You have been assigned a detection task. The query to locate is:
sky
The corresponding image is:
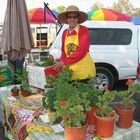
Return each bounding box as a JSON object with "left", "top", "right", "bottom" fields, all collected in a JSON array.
[{"left": 0, "top": 0, "right": 140, "bottom": 24}]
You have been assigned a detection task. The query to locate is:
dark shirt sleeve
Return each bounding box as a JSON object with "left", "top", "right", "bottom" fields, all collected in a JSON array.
[{"left": 63, "top": 26, "right": 90, "bottom": 65}]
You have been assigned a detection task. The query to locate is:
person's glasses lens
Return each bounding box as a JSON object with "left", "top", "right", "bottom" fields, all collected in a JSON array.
[{"left": 67, "top": 15, "right": 78, "bottom": 19}]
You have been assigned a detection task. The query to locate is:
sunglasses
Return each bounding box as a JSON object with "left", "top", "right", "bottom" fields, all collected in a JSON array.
[{"left": 67, "top": 15, "right": 79, "bottom": 19}]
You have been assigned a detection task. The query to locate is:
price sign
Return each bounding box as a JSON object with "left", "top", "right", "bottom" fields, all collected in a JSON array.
[{"left": 26, "top": 65, "right": 46, "bottom": 89}]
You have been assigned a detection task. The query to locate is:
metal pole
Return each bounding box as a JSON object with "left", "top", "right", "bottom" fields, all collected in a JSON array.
[
  {"left": 39, "top": 24, "right": 41, "bottom": 47},
  {"left": 44, "top": 3, "right": 46, "bottom": 23},
  {"left": 44, "top": 2, "right": 62, "bottom": 26}
]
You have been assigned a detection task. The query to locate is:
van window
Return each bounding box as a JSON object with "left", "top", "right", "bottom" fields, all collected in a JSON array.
[{"left": 88, "top": 28, "right": 132, "bottom": 45}]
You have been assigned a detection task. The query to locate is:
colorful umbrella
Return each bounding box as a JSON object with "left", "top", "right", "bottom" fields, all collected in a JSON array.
[
  {"left": 28, "top": 8, "right": 56, "bottom": 23},
  {"left": 87, "top": 8, "right": 132, "bottom": 21},
  {"left": 52, "top": 11, "right": 59, "bottom": 18}
]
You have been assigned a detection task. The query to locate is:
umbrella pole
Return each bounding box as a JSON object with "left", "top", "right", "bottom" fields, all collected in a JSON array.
[
  {"left": 39, "top": 24, "right": 41, "bottom": 47},
  {"left": 44, "top": 2, "right": 62, "bottom": 26},
  {"left": 44, "top": 4, "right": 46, "bottom": 23}
]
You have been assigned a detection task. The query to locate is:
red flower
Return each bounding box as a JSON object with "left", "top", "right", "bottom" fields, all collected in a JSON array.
[
  {"left": 104, "top": 85, "right": 109, "bottom": 91},
  {"left": 125, "top": 78, "right": 134, "bottom": 85},
  {"left": 59, "top": 101, "right": 66, "bottom": 107}
]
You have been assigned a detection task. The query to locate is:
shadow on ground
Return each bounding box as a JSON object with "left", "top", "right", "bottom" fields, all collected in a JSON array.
[{"left": 0, "top": 122, "right": 9, "bottom": 140}]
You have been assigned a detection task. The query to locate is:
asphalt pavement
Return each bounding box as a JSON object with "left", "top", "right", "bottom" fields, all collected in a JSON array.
[{"left": 0, "top": 122, "right": 9, "bottom": 140}]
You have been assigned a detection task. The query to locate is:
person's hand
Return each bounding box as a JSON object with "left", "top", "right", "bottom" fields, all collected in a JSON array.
[
  {"left": 54, "top": 61, "right": 64, "bottom": 71},
  {"left": 55, "top": 58, "right": 61, "bottom": 63}
]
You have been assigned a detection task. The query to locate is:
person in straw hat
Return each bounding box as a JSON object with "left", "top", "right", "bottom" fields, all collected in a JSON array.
[{"left": 54, "top": 5, "right": 96, "bottom": 81}]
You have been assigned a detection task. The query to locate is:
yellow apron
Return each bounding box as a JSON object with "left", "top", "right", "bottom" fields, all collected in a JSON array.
[{"left": 64, "top": 27, "right": 96, "bottom": 80}]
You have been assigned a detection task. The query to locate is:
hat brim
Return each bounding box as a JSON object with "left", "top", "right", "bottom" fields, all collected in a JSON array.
[{"left": 58, "top": 11, "right": 88, "bottom": 24}]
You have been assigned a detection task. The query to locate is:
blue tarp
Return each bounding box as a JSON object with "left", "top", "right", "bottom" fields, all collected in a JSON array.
[{"left": 131, "top": 16, "right": 140, "bottom": 25}]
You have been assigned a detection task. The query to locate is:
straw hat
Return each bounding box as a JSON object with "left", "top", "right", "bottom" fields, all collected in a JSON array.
[{"left": 58, "top": 5, "right": 88, "bottom": 24}]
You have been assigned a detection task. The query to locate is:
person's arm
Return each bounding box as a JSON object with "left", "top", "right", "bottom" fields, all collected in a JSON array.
[
  {"left": 63, "top": 26, "right": 90, "bottom": 65},
  {"left": 54, "top": 30, "right": 67, "bottom": 71},
  {"left": 60, "top": 30, "right": 67, "bottom": 61}
]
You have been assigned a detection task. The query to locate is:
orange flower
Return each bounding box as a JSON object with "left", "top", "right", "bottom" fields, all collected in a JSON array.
[
  {"left": 125, "top": 78, "right": 134, "bottom": 85},
  {"left": 59, "top": 101, "right": 66, "bottom": 107},
  {"left": 0, "top": 68, "right": 4, "bottom": 72},
  {"left": 0, "top": 75, "right": 7, "bottom": 82}
]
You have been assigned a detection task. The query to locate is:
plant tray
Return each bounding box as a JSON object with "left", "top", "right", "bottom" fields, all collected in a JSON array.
[
  {"left": 44, "top": 65, "right": 61, "bottom": 77},
  {"left": 19, "top": 95, "right": 43, "bottom": 110}
]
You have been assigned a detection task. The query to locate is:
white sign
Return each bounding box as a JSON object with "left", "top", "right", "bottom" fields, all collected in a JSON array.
[
  {"left": 51, "top": 124, "right": 64, "bottom": 133},
  {"left": 39, "top": 114, "right": 50, "bottom": 123},
  {"left": 26, "top": 65, "right": 46, "bottom": 89}
]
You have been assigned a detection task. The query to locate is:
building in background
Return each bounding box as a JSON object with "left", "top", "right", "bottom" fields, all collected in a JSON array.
[{"left": 31, "top": 23, "right": 60, "bottom": 48}]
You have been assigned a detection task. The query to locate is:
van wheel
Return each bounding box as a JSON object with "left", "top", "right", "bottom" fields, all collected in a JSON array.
[{"left": 93, "top": 66, "right": 114, "bottom": 90}]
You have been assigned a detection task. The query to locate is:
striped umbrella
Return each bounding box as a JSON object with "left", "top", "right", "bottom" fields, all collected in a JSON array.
[
  {"left": 52, "top": 11, "right": 59, "bottom": 18},
  {"left": 28, "top": 8, "right": 56, "bottom": 23},
  {"left": 87, "top": 8, "right": 132, "bottom": 21}
]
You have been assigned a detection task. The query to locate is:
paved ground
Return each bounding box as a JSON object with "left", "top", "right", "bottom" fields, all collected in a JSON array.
[
  {"left": 133, "top": 93, "right": 140, "bottom": 123},
  {"left": 0, "top": 123, "right": 9, "bottom": 140}
]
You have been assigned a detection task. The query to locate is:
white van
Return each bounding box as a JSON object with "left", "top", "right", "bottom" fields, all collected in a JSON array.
[{"left": 49, "top": 19, "right": 140, "bottom": 89}]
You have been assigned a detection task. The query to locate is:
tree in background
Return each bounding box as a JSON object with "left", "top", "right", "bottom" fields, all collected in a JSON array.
[
  {"left": 52, "top": 1, "right": 140, "bottom": 16},
  {"left": 90, "top": 0, "right": 104, "bottom": 10},
  {"left": 112, "top": 0, "right": 135, "bottom": 15},
  {"left": 56, "top": 6, "right": 66, "bottom": 13},
  {"left": 134, "top": 8, "right": 140, "bottom": 16}
]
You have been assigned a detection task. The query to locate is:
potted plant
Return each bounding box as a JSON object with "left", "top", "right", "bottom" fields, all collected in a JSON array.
[
  {"left": 55, "top": 69, "right": 91, "bottom": 140},
  {"left": 15, "top": 68, "right": 31, "bottom": 97},
  {"left": 54, "top": 92, "right": 91, "bottom": 140},
  {"left": 43, "top": 68, "right": 75, "bottom": 119},
  {"left": 42, "top": 67, "right": 73, "bottom": 123},
  {"left": 94, "top": 89, "right": 116, "bottom": 138},
  {"left": 72, "top": 80, "right": 102, "bottom": 125},
  {"left": 11, "top": 86, "right": 19, "bottom": 96},
  {"left": 15, "top": 68, "right": 28, "bottom": 84},
  {"left": 20, "top": 82, "right": 31, "bottom": 97},
  {"left": 43, "top": 68, "right": 91, "bottom": 140},
  {"left": 115, "top": 78, "right": 140, "bottom": 128}
]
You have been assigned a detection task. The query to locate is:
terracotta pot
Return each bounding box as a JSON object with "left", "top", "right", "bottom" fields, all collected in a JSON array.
[
  {"left": 86, "top": 106, "right": 99, "bottom": 125},
  {"left": 116, "top": 104, "right": 135, "bottom": 128},
  {"left": 65, "top": 124, "right": 88, "bottom": 140},
  {"left": 21, "top": 90, "right": 31, "bottom": 97},
  {"left": 11, "top": 90, "right": 19, "bottom": 96},
  {"left": 94, "top": 111, "right": 116, "bottom": 138}
]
